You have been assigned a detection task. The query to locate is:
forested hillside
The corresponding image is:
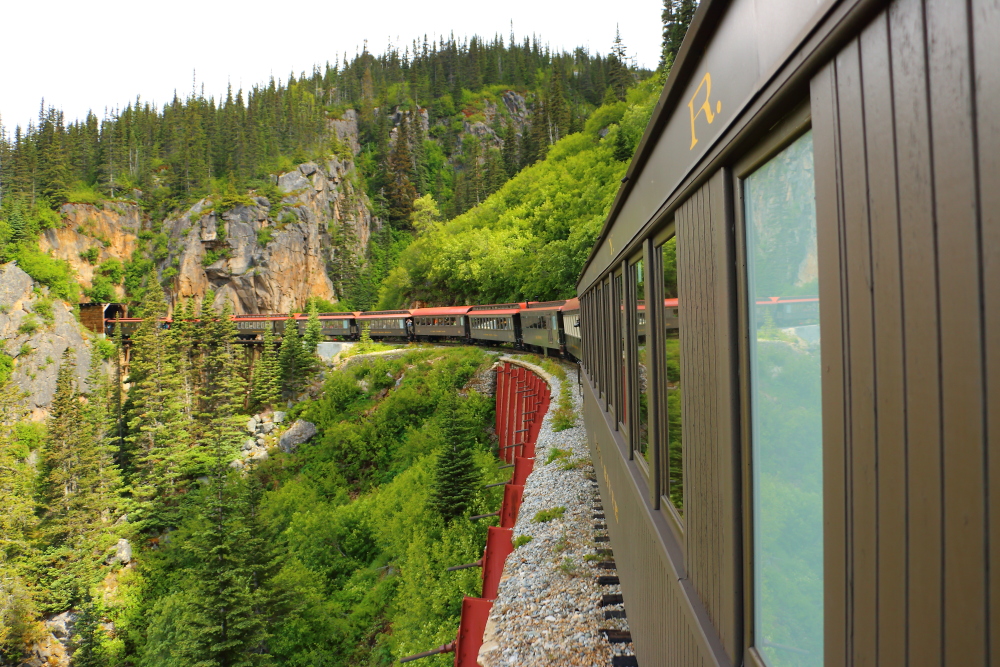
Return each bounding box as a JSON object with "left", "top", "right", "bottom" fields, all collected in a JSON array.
[
  {"left": 0, "top": 33, "right": 650, "bottom": 313},
  {"left": 377, "top": 76, "right": 662, "bottom": 306}
]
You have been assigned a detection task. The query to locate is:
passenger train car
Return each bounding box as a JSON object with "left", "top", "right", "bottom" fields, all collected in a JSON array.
[{"left": 573, "top": 0, "right": 998, "bottom": 664}]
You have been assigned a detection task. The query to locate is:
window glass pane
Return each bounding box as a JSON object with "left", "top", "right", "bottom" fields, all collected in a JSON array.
[
  {"left": 635, "top": 260, "right": 649, "bottom": 462},
  {"left": 661, "top": 238, "right": 682, "bottom": 514},
  {"left": 617, "top": 274, "right": 626, "bottom": 427},
  {"left": 745, "top": 130, "right": 823, "bottom": 666}
]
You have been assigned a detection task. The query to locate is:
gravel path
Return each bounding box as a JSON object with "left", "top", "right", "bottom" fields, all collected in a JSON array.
[{"left": 478, "top": 357, "right": 634, "bottom": 667}]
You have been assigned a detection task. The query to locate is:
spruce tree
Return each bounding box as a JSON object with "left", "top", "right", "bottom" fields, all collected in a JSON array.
[
  {"left": 43, "top": 349, "right": 82, "bottom": 531},
  {"left": 303, "top": 301, "right": 322, "bottom": 354},
  {"left": 250, "top": 326, "right": 280, "bottom": 410},
  {"left": 430, "top": 394, "right": 480, "bottom": 522},
  {"left": 278, "top": 315, "right": 305, "bottom": 398},
  {"left": 124, "top": 286, "right": 192, "bottom": 531}
]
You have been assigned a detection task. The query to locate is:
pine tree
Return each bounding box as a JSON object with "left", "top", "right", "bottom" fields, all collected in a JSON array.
[
  {"left": 124, "top": 286, "right": 192, "bottom": 531},
  {"left": 43, "top": 349, "right": 82, "bottom": 531},
  {"left": 609, "top": 27, "right": 632, "bottom": 101},
  {"left": 250, "top": 326, "right": 280, "bottom": 410},
  {"left": 278, "top": 315, "right": 305, "bottom": 398},
  {"left": 385, "top": 114, "right": 418, "bottom": 227},
  {"left": 613, "top": 125, "right": 633, "bottom": 162},
  {"left": 661, "top": 0, "right": 698, "bottom": 68},
  {"left": 501, "top": 122, "right": 520, "bottom": 178},
  {"left": 430, "top": 394, "right": 480, "bottom": 522},
  {"left": 303, "top": 301, "right": 322, "bottom": 354}
]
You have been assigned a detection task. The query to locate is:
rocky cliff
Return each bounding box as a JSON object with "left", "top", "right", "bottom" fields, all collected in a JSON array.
[
  {"left": 163, "top": 154, "right": 376, "bottom": 314},
  {"left": 38, "top": 202, "right": 141, "bottom": 298},
  {"left": 0, "top": 264, "right": 95, "bottom": 419}
]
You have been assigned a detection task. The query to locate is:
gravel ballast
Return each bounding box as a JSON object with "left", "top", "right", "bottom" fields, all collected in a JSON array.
[{"left": 478, "top": 357, "right": 634, "bottom": 667}]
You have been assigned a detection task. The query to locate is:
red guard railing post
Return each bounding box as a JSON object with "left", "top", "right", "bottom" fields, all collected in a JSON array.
[
  {"left": 481, "top": 526, "right": 514, "bottom": 600},
  {"left": 499, "top": 484, "right": 524, "bottom": 529},
  {"left": 454, "top": 597, "right": 493, "bottom": 667}
]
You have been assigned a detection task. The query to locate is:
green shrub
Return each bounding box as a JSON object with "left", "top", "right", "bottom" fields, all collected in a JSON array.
[
  {"left": 513, "top": 535, "right": 533, "bottom": 549},
  {"left": 280, "top": 211, "right": 298, "bottom": 226},
  {"left": 79, "top": 247, "right": 100, "bottom": 264},
  {"left": 17, "top": 344, "right": 32, "bottom": 357},
  {"left": 257, "top": 227, "right": 274, "bottom": 246},
  {"left": 0, "top": 353, "right": 13, "bottom": 385},
  {"left": 17, "top": 315, "right": 39, "bottom": 336},
  {"left": 94, "top": 338, "right": 117, "bottom": 360},
  {"left": 532, "top": 506, "right": 566, "bottom": 523},
  {"left": 32, "top": 297, "right": 54, "bottom": 325},
  {"left": 97, "top": 258, "right": 125, "bottom": 283},
  {"left": 15, "top": 248, "right": 79, "bottom": 303},
  {"left": 85, "top": 275, "right": 116, "bottom": 302}
]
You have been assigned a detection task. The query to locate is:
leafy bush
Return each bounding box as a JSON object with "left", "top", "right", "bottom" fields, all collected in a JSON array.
[
  {"left": 15, "top": 248, "right": 80, "bottom": 303},
  {"left": 79, "top": 247, "right": 100, "bottom": 264},
  {"left": 93, "top": 337, "right": 116, "bottom": 360},
  {"left": 85, "top": 275, "right": 116, "bottom": 303},
  {"left": 97, "top": 258, "right": 125, "bottom": 284},
  {"left": 17, "top": 315, "right": 39, "bottom": 336},
  {"left": 256, "top": 227, "right": 274, "bottom": 246},
  {"left": 0, "top": 353, "right": 13, "bottom": 385},
  {"left": 32, "top": 297, "right": 54, "bottom": 325},
  {"left": 513, "top": 535, "right": 533, "bottom": 548}
]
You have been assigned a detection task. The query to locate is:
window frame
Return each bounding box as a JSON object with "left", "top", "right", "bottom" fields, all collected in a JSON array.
[
  {"left": 626, "top": 247, "right": 650, "bottom": 479},
  {"left": 652, "top": 222, "right": 683, "bottom": 534},
  {"left": 732, "top": 101, "right": 813, "bottom": 667}
]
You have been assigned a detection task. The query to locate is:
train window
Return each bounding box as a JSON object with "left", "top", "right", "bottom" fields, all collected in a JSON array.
[
  {"left": 615, "top": 272, "right": 625, "bottom": 431},
  {"left": 660, "top": 237, "right": 682, "bottom": 515},
  {"left": 743, "top": 130, "right": 822, "bottom": 665},
  {"left": 633, "top": 259, "right": 649, "bottom": 464}
]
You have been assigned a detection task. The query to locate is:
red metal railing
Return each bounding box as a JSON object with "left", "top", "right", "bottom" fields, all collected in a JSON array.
[{"left": 401, "top": 361, "right": 552, "bottom": 666}]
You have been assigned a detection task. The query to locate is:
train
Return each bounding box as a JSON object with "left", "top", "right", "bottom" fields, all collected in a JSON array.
[{"left": 93, "top": 296, "right": 818, "bottom": 362}]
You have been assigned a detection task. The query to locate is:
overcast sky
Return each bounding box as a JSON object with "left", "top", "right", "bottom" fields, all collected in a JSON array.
[{"left": 0, "top": 0, "right": 662, "bottom": 132}]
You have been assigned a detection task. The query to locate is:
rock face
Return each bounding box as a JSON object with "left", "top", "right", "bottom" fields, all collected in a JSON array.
[
  {"left": 38, "top": 202, "right": 141, "bottom": 297},
  {"left": 0, "top": 264, "right": 94, "bottom": 418},
  {"left": 278, "top": 419, "right": 317, "bottom": 453},
  {"left": 164, "top": 155, "right": 376, "bottom": 314}
]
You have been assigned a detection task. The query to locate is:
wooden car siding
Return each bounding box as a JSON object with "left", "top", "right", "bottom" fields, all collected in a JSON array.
[
  {"left": 583, "top": 374, "right": 721, "bottom": 666},
  {"left": 676, "top": 171, "right": 742, "bottom": 663},
  {"left": 811, "top": 0, "right": 997, "bottom": 662}
]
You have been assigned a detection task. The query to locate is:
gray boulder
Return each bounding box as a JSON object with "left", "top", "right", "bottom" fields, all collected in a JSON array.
[
  {"left": 261, "top": 422, "right": 275, "bottom": 434},
  {"left": 278, "top": 419, "right": 317, "bottom": 453},
  {"left": 246, "top": 417, "right": 258, "bottom": 434},
  {"left": 109, "top": 538, "right": 132, "bottom": 565},
  {"left": 272, "top": 411, "right": 286, "bottom": 423},
  {"left": 250, "top": 450, "right": 269, "bottom": 462},
  {"left": 242, "top": 438, "right": 255, "bottom": 451}
]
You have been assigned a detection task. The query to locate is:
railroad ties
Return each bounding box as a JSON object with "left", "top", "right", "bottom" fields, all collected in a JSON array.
[{"left": 590, "top": 477, "right": 638, "bottom": 667}]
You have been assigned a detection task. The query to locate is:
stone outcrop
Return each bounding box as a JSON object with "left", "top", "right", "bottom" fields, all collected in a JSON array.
[
  {"left": 0, "top": 264, "right": 94, "bottom": 419},
  {"left": 164, "top": 155, "right": 376, "bottom": 314},
  {"left": 38, "top": 202, "right": 141, "bottom": 297},
  {"left": 278, "top": 419, "right": 317, "bottom": 453}
]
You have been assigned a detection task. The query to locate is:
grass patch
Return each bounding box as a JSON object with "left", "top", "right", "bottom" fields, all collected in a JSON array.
[
  {"left": 513, "top": 535, "right": 533, "bottom": 549},
  {"left": 532, "top": 506, "right": 566, "bottom": 523}
]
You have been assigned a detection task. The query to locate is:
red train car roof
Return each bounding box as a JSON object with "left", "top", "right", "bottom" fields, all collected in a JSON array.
[
  {"left": 356, "top": 310, "right": 411, "bottom": 319},
  {"left": 410, "top": 306, "right": 472, "bottom": 316}
]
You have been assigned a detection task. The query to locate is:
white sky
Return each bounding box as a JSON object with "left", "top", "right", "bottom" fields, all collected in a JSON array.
[{"left": 0, "top": 0, "right": 662, "bottom": 132}]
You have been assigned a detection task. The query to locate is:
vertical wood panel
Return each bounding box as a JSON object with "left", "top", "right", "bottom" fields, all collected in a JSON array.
[
  {"left": 860, "top": 14, "right": 909, "bottom": 666},
  {"left": 924, "top": 0, "right": 988, "bottom": 662},
  {"left": 971, "top": 0, "right": 1000, "bottom": 661},
  {"left": 811, "top": 60, "right": 850, "bottom": 667},
  {"left": 837, "top": 38, "right": 881, "bottom": 666},
  {"left": 887, "top": 0, "right": 944, "bottom": 662}
]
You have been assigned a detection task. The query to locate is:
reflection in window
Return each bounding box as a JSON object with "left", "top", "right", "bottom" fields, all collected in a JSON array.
[
  {"left": 616, "top": 274, "right": 626, "bottom": 428},
  {"left": 634, "top": 260, "right": 649, "bottom": 463},
  {"left": 744, "top": 130, "right": 822, "bottom": 667},
  {"left": 661, "top": 238, "right": 682, "bottom": 514}
]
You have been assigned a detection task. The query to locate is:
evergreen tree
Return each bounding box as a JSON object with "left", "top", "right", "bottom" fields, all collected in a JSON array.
[
  {"left": 385, "top": 114, "right": 418, "bottom": 227},
  {"left": 430, "top": 394, "right": 479, "bottom": 522},
  {"left": 43, "top": 349, "right": 83, "bottom": 533},
  {"left": 250, "top": 326, "right": 280, "bottom": 410},
  {"left": 303, "top": 301, "right": 322, "bottom": 354},
  {"left": 278, "top": 315, "right": 306, "bottom": 398},
  {"left": 501, "top": 122, "right": 520, "bottom": 178},
  {"left": 613, "top": 125, "right": 633, "bottom": 162},
  {"left": 609, "top": 27, "right": 632, "bottom": 101},
  {"left": 123, "top": 286, "right": 192, "bottom": 531},
  {"left": 661, "top": 0, "right": 698, "bottom": 68}
]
